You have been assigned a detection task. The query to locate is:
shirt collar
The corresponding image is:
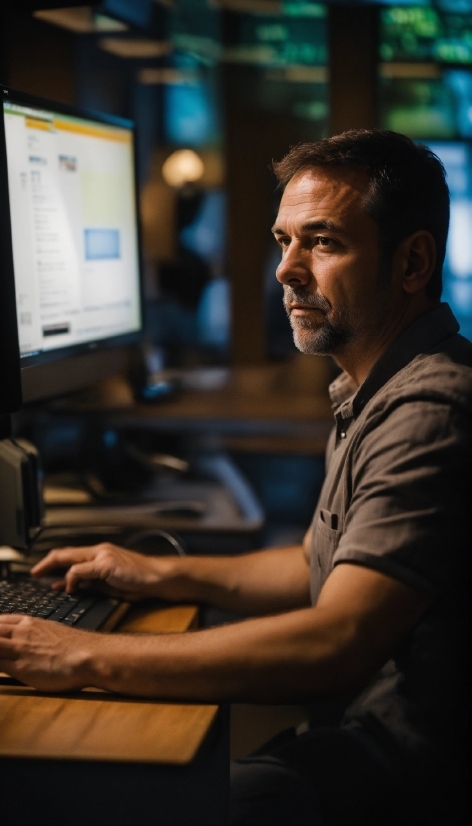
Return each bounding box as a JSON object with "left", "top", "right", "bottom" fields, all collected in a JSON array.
[{"left": 328, "top": 303, "right": 460, "bottom": 420}]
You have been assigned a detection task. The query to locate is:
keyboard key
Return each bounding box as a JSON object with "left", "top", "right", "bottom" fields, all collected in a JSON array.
[
  {"left": 0, "top": 578, "right": 117, "bottom": 631},
  {"left": 49, "top": 603, "right": 75, "bottom": 621}
]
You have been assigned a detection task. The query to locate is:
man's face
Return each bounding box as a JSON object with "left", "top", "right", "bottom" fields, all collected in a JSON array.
[{"left": 273, "top": 168, "right": 392, "bottom": 358}]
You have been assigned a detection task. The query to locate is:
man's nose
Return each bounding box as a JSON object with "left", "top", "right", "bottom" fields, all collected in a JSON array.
[{"left": 275, "top": 245, "right": 312, "bottom": 286}]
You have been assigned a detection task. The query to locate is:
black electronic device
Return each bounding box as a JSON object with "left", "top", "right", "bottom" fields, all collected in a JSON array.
[
  {"left": 0, "top": 83, "right": 144, "bottom": 404},
  {"left": 0, "top": 438, "right": 43, "bottom": 548}
]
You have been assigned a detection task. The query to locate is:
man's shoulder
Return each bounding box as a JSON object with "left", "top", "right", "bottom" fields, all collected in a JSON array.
[
  {"left": 404, "top": 346, "right": 471, "bottom": 400},
  {"left": 376, "top": 337, "right": 472, "bottom": 416}
]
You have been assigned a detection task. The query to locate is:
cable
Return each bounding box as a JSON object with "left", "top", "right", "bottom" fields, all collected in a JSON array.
[
  {"left": 124, "top": 529, "right": 187, "bottom": 556},
  {"left": 27, "top": 525, "right": 187, "bottom": 558}
]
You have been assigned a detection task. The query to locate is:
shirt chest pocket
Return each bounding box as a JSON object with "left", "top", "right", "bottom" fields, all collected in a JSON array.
[{"left": 310, "top": 509, "right": 341, "bottom": 604}]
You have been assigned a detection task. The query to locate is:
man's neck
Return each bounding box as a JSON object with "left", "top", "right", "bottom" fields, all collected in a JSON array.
[{"left": 335, "top": 300, "right": 439, "bottom": 387}]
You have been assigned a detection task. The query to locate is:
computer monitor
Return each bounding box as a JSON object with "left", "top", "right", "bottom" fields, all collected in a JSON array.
[{"left": 0, "top": 84, "right": 143, "bottom": 404}]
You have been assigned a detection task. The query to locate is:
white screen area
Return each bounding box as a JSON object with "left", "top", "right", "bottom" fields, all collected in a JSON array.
[{"left": 3, "top": 102, "right": 141, "bottom": 358}]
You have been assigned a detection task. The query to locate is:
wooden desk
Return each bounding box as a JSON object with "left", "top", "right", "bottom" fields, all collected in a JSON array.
[
  {"left": 0, "top": 603, "right": 228, "bottom": 826},
  {"left": 0, "top": 603, "right": 216, "bottom": 765},
  {"left": 52, "top": 360, "right": 334, "bottom": 454}
]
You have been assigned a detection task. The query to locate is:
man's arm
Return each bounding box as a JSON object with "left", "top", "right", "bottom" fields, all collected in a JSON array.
[
  {"left": 30, "top": 541, "right": 312, "bottom": 616},
  {"left": 0, "top": 562, "right": 432, "bottom": 699}
]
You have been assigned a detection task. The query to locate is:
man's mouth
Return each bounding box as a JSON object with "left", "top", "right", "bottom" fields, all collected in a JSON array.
[{"left": 289, "top": 304, "right": 324, "bottom": 314}]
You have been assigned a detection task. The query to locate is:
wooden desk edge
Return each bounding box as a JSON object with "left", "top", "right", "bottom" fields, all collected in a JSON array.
[{"left": 0, "top": 601, "right": 217, "bottom": 765}]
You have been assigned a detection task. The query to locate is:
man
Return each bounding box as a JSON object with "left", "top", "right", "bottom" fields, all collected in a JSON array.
[{"left": 0, "top": 130, "right": 470, "bottom": 825}]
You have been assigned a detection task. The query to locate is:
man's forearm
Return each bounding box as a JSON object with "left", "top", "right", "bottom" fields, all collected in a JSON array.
[
  {"left": 151, "top": 545, "right": 311, "bottom": 616},
  {"left": 0, "top": 562, "right": 429, "bottom": 698},
  {"left": 77, "top": 563, "right": 429, "bottom": 704},
  {"left": 82, "top": 605, "right": 349, "bottom": 703}
]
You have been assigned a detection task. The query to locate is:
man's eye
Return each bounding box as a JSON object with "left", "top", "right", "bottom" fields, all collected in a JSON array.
[{"left": 317, "top": 236, "right": 332, "bottom": 247}]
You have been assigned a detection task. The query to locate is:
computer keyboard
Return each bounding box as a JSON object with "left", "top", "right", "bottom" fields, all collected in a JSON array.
[{"left": 0, "top": 578, "right": 121, "bottom": 631}]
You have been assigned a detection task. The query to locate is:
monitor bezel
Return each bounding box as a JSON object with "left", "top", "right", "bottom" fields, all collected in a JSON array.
[
  {"left": 0, "top": 83, "right": 144, "bottom": 403},
  {"left": 0, "top": 89, "right": 22, "bottom": 414}
]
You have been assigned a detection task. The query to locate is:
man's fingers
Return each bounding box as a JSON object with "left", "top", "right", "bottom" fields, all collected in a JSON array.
[
  {"left": 31, "top": 546, "right": 97, "bottom": 576},
  {"left": 50, "top": 578, "right": 67, "bottom": 591},
  {"left": 0, "top": 614, "right": 37, "bottom": 641},
  {"left": 64, "top": 560, "right": 108, "bottom": 593},
  {"left": 0, "top": 614, "right": 25, "bottom": 628}
]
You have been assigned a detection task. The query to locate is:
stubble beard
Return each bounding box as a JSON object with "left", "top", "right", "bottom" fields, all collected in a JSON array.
[{"left": 283, "top": 286, "right": 354, "bottom": 356}]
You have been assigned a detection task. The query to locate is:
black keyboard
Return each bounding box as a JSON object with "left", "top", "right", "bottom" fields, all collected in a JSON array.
[{"left": 0, "top": 578, "right": 121, "bottom": 631}]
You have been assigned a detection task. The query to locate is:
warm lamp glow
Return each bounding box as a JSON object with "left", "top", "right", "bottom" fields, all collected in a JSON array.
[
  {"left": 34, "top": 8, "right": 128, "bottom": 34},
  {"left": 98, "top": 38, "right": 171, "bottom": 59},
  {"left": 162, "top": 150, "right": 205, "bottom": 188}
]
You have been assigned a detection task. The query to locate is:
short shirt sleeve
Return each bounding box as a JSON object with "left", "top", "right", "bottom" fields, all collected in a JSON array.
[{"left": 332, "top": 400, "right": 472, "bottom": 595}]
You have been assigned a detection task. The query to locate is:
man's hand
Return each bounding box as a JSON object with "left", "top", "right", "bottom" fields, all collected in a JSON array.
[
  {"left": 0, "top": 614, "right": 97, "bottom": 692},
  {"left": 30, "top": 543, "right": 312, "bottom": 614},
  {"left": 31, "top": 543, "right": 173, "bottom": 601}
]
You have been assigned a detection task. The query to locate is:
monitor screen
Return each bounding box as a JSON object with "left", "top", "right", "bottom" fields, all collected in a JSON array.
[
  {"left": 0, "top": 85, "right": 142, "bottom": 402},
  {"left": 379, "top": 70, "right": 472, "bottom": 140},
  {"left": 380, "top": 7, "right": 472, "bottom": 65},
  {"left": 427, "top": 141, "right": 472, "bottom": 342}
]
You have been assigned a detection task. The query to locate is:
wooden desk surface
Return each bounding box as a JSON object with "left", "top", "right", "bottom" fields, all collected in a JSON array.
[
  {"left": 0, "top": 603, "right": 218, "bottom": 765},
  {"left": 54, "top": 361, "right": 334, "bottom": 453}
]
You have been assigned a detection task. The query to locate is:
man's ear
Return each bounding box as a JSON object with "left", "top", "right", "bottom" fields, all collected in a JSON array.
[{"left": 396, "top": 231, "right": 436, "bottom": 295}]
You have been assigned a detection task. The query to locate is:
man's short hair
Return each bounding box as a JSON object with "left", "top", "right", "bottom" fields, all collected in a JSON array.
[{"left": 273, "top": 130, "right": 449, "bottom": 301}]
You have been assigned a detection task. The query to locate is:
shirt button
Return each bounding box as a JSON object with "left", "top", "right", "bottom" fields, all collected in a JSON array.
[{"left": 340, "top": 430, "right": 346, "bottom": 439}]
